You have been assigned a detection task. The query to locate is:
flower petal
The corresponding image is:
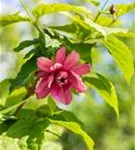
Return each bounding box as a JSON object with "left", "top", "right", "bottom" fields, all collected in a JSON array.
[
  {"left": 48, "top": 75, "right": 54, "bottom": 88},
  {"left": 71, "top": 64, "right": 91, "bottom": 75},
  {"left": 37, "top": 57, "right": 53, "bottom": 72},
  {"left": 35, "top": 78, "right": 50, "bottom": 99},
  {"left": 36, "top": 89, "right": 50, "bottom": 99},
  {"left": 56, "top": 47, "right": 66, "bottom": 64},
  {"left": 50, "top": 63, "right": 62, "bottom": 71},
  {"left": 69, "top": 72, "right": 87, "bottom": 93},
  {"left": 64, "top": 51, "right": 80, "bottom": 69},
  {"left": 50, "top": 84, "right": 72, "bottom": 105},
  {"left": 36, "top": 70, "right": 48, "bottom": 78}
]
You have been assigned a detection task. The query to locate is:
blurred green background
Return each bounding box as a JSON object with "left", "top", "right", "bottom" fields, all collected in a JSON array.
[{"left": 0, "top": 0, "right": 135, "bottom": 150}]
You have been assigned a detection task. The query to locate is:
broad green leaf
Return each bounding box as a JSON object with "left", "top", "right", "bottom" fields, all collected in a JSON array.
[
  {"left": 84, "top": 73, "right": 119, "bottom": 118},
  {"left": 14, "top": 39, "right": 38, "bottom": 52},
  {"left": 51, "top": 110, "right": 83, "bottom": 127},
  {"left": 10, "top": 56, "right": 37, "bottom": 91},
  {"left": 32, "top": 3, "right": 91, "bottom": 18},
  {"left": 96, "top": 15, "right": 121, "bottom": 26},
  {"left": 0, "top": 12, "right": 30, "bottom": 27},
  {"left": 5, "top": 87, "right": 27, "bottom": 107},
  {"left": 6, "top": 119, "right": 50, "bottom": 149},
  {"left": 0, "top": 136, "right": 20, "bottom": 150},
  {"left": 115, "top": 3, "right": 135, "bottom": 17},
  {"left": 50, "top": 120, "right": 94, "bottom": 150},
  {"left": 0, "top": 100, "right": 27, "bottom": 115},
  {"left": 102, "top": 35, "right": 134, "bottom": 82}
]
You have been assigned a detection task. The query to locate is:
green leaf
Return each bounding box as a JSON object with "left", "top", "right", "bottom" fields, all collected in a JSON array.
[
  {"left": 50, "top": 23, "right": 77, "bottom": 34},
  {"left": 32, "top": 3, "right": 91, "bottom": 18},
  {"left": 85, "top": 18, "right": 128, "bottom": 38},
  {"left": 6, "top": 119, "right": 50, "bottom": 149},
  {"left": 84, "top": 73, "right": 119, "bottom": 118},
  {"left": 85, "top": 0, "right": 100, "bottom": 6},
  {"left": 102, "top": 35, "right": 134, "bottom": 82},
  {"left": 47, "top": 96, "right": 56, "bottom": 115},
  {"left": 0, "top": 12, "right": 30, "bottom": 27},
  {"left": 14, "top": 39, "right": 38, "bottom": 52},
  {"left": 0, "top": 136, "right": 21, "bottom": 150},
  {"left": 10, "top": 56, "right": 37, "bottom": 91},
  {"left": 62, "top": 13, "right": 128, "bottom": 39},
  {"left": 5, "top": 87, "right": 27, "bottom": 107},
  {"left": 115, "top": 3, "right": 135, "bottom": 17},
  {"left": 96, "top": 15, "right": 121, "bottom": 26},
  {"left": 50, "top": 120, "right": 94, "bottom": 150},
  {"left": 24, "top": 48, "right": 36, "bottom": 59},
  {"left": 0, "top": 79, "right": 11, "bottom": 106},
  {"left": 51, "top": 110, "right": 83, "bottom": 127}
]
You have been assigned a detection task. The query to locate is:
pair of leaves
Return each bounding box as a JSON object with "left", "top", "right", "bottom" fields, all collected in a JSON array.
[{"left": 0, "top": 105, "right": 94, "bottom": 150}]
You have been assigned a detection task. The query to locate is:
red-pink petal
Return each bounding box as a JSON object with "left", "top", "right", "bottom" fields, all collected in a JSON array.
[
  {"left": 64, "top": 51, "right": 80, "bottom": 69},
  {"left": 48, "top": 75, "right": 54, "bottom": 88},
  {"left": 36, "top": 71, "right": 48, "bottom": 78},
  {"left": 50, "top": 84, "right": 72, "bottom": 105},
  {"left": 50, "top": 63, "right": 63, "bottom": 71},
  {"left": 56, "top": 47, "right": 66, "bottom": 64},
  {"left": 37, "top": 57, "right": 53, "bottom": 72},
  {"left": 36, "top": 89, "right": 50, "bottom": 99},
  {"left": 35, "top": 78, "right": 50, "bottom": 99},
  {"left": 71, "top": 64, "right": 91, "bottom": 75},
  {"left": 69, "top": 72, "right": 87, "bottom": 93}
]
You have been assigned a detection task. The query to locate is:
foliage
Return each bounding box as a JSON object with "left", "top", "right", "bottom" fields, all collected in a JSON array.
[{"left": 0, "top": 0, "right": 134, "bottom": 150}]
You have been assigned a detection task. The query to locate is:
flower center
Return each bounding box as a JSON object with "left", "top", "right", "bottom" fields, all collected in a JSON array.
[{"left": 57, "top": 71, "right": 68, "bottom": 86}]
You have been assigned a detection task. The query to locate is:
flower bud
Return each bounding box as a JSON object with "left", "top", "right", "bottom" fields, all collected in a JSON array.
[{"left": 109, "top": 4, "right": 116, "bottom": 15}]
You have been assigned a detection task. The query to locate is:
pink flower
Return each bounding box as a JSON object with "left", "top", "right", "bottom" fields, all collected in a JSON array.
[{"left": 35, "top": 47, "right": 91, "bottom": 105}]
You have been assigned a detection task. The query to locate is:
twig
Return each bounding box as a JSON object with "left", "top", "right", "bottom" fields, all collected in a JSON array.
[
  {"left": 46, "top": 129, "right": 62, "bottom": 139},
  {"left": 94, "top": 0, "right": 109, "bottom": 22}
]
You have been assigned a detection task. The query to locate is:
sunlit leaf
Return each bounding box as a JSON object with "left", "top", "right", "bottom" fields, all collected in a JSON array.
[
  {"left": 102, "top": 35, "right": 134, "bottom": 82},
  {"left": 32, "top": 3, "right": 91, "bottom": 18},
  {"left": 85, "top": 18, "right": 128, "bottom": 38},
  {"left": 5, "top": 87, "right": 27, "bottom": 107},
  {"left": 85, "top": 0, "right": 100, "bottom": 6},
  {"left": 0, "top": 12, "right": 30, "bottom": 27},
  {"left": 84, "top": 73, "right": 119, "bottom": 118},
  {"left": 115, "top": 3, "right": 135, "bottom": 17},
  {"left": 0, "top": 136, "right": 20, "bottom": 150},
  {"left": 50, "top": 120, "right": 94, "bottom": 150}
]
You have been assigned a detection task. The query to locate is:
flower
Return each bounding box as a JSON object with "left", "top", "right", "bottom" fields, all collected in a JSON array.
[{"left": 35, "top": 47, "right": 91, "bottom": 105}]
